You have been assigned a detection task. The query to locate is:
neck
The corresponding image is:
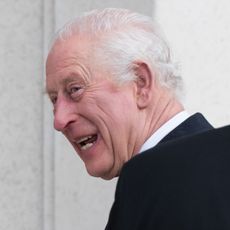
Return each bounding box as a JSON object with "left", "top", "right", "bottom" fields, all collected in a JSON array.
[{"left": 134, "top": 91, "right": 184, "bottom": 155}]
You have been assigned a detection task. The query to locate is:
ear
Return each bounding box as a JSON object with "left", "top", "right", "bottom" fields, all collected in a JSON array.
[{"left": 133, "top": 62, "right": 154, "bottom": 109}]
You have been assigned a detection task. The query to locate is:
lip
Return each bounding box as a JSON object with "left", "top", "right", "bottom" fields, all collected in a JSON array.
[{"left": 71, "top": 133, "right": 101, "bottom": 159}]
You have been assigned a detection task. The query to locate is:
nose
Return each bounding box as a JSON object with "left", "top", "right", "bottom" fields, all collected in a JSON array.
[{"left": 53, "top": 98, "right": 77, "bottom": 132}]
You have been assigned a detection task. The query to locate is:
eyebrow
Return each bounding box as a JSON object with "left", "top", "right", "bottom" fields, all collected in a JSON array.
[
  {"left": 46, "top": 75, "right": 85, "bottom": 95},
  {"left": 62, "top": 77, "right": 80, "bottom": 85}
]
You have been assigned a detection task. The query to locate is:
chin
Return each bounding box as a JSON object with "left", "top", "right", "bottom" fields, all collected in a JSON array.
[{"left": 85, "top": 163, "right": 117, "bottom": 180}]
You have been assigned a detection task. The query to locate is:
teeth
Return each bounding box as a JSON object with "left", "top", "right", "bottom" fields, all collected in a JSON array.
[
  {"left": 80, "top": 143, "right": 93, "bottom": 150},
  {"left": 75, "top": 135, "right": 97, "bottom": 151},
  {"left": 76, "top": 135, "right": 92, "bottom": 144}
]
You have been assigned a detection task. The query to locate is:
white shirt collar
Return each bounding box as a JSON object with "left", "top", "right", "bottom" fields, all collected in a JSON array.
[{"left": 139, "top": 111, "right": 190, "bottom": 153}]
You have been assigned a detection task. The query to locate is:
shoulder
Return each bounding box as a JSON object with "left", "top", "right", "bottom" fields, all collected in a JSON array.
[
  {"left": 120, "top": 125, "right": 230, "bottom": 187},
  {"left": 110, "top": 125, "right": 230, "bottom": 229}
]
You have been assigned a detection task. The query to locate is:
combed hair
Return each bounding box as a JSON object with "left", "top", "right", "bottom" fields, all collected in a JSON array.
[{"left": 52, "top": 8, "right": 183, "bottom": 97}]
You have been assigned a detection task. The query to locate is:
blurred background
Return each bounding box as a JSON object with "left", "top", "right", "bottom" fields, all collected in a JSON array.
[{"left": 0, "top": 0, "right": 229, "bottom": 229}]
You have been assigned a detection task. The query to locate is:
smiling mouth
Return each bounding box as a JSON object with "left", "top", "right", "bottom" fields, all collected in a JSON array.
[{"left": 76, "top": 135, "right": 98, "bottom": 151}]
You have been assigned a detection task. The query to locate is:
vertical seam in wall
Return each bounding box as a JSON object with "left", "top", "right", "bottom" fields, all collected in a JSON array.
[{"left": 42, "top": 0, "right": 56, "bottom": 229}]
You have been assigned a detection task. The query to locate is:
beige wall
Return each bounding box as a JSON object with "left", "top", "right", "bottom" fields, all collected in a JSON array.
[
  {"left": 0, "top": 0, "right": 229, "bottom": 230},
  {"left": 0, "top": 0, "right": 43, "bottom": 229},
  {"left": 155, "top": 0, "right": 230, "bottom": 127}
]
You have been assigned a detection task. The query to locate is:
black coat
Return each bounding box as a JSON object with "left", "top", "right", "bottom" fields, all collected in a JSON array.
[{"left": 106, "top": 114, "right": 230, "bottom": 230}]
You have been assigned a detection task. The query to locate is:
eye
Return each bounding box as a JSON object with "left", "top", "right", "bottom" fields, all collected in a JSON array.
[
  {"left": 68, "top": 85, "right": 84, "bottom": 99},
  {"left": 70, "top": 86, "right": 81, "bottom": 94},
  {"left": 49, "top": 95, "right": 57, "bottom": 105}
]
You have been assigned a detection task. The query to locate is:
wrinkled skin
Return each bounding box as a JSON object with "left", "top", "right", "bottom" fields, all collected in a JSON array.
[{"left": 46, "top": 37, "right": 143, "bottom": 179}]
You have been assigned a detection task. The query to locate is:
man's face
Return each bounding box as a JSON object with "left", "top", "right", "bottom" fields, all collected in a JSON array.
[{"left": 46, "top": 37, "right": 140, "bottom": 179}]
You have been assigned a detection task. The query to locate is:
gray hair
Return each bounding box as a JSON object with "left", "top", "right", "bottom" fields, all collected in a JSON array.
[{"left": 53, "top": 8, "right": 182, "bottom": 96}]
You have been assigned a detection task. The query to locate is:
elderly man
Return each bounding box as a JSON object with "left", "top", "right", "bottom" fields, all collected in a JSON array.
[
  {"left": 45, "top": 8, "right": 230, "bottom": 230},
  {"left": 46, "top": 8, "right": 212, "bottom": 180}
]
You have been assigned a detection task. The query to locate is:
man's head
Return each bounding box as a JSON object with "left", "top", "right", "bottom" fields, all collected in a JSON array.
[{"left": 46, "top": 8, "right": 183, "bottom": 179}]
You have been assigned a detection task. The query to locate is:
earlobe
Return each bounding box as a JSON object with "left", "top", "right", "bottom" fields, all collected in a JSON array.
[{"left": 134, "top": 62, "right": 154, "bottom": 109}]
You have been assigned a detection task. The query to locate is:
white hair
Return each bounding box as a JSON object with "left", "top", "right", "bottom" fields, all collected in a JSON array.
[{"left": 52, "top": 8, "right": 183, "bottom": 96}]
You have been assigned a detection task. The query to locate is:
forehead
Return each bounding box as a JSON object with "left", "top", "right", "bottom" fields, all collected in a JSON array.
[
  {"left": 46, "top": 35, "right": 114, "bottom": 93},
  {"left": 46, "top": 36, "right": 98, "bottom": 90},
  {"left": 46, "top": 36, "right": 92, "bottom": 74}
]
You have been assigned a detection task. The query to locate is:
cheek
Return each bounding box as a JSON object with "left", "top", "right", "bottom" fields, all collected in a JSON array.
[{"left": 80, "top": 92, "right": 136, "bottom": 140}]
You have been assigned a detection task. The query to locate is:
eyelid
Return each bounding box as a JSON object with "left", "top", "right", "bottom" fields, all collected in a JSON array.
[
  {"left": 69, "top": 85, "right": 82, "bottom": 93},
  {"left": 67, "top": 83, "right": 85, "bottom": 100},
  {"left": 67, "top": 82, "right": 84, "bottom": 92}
]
